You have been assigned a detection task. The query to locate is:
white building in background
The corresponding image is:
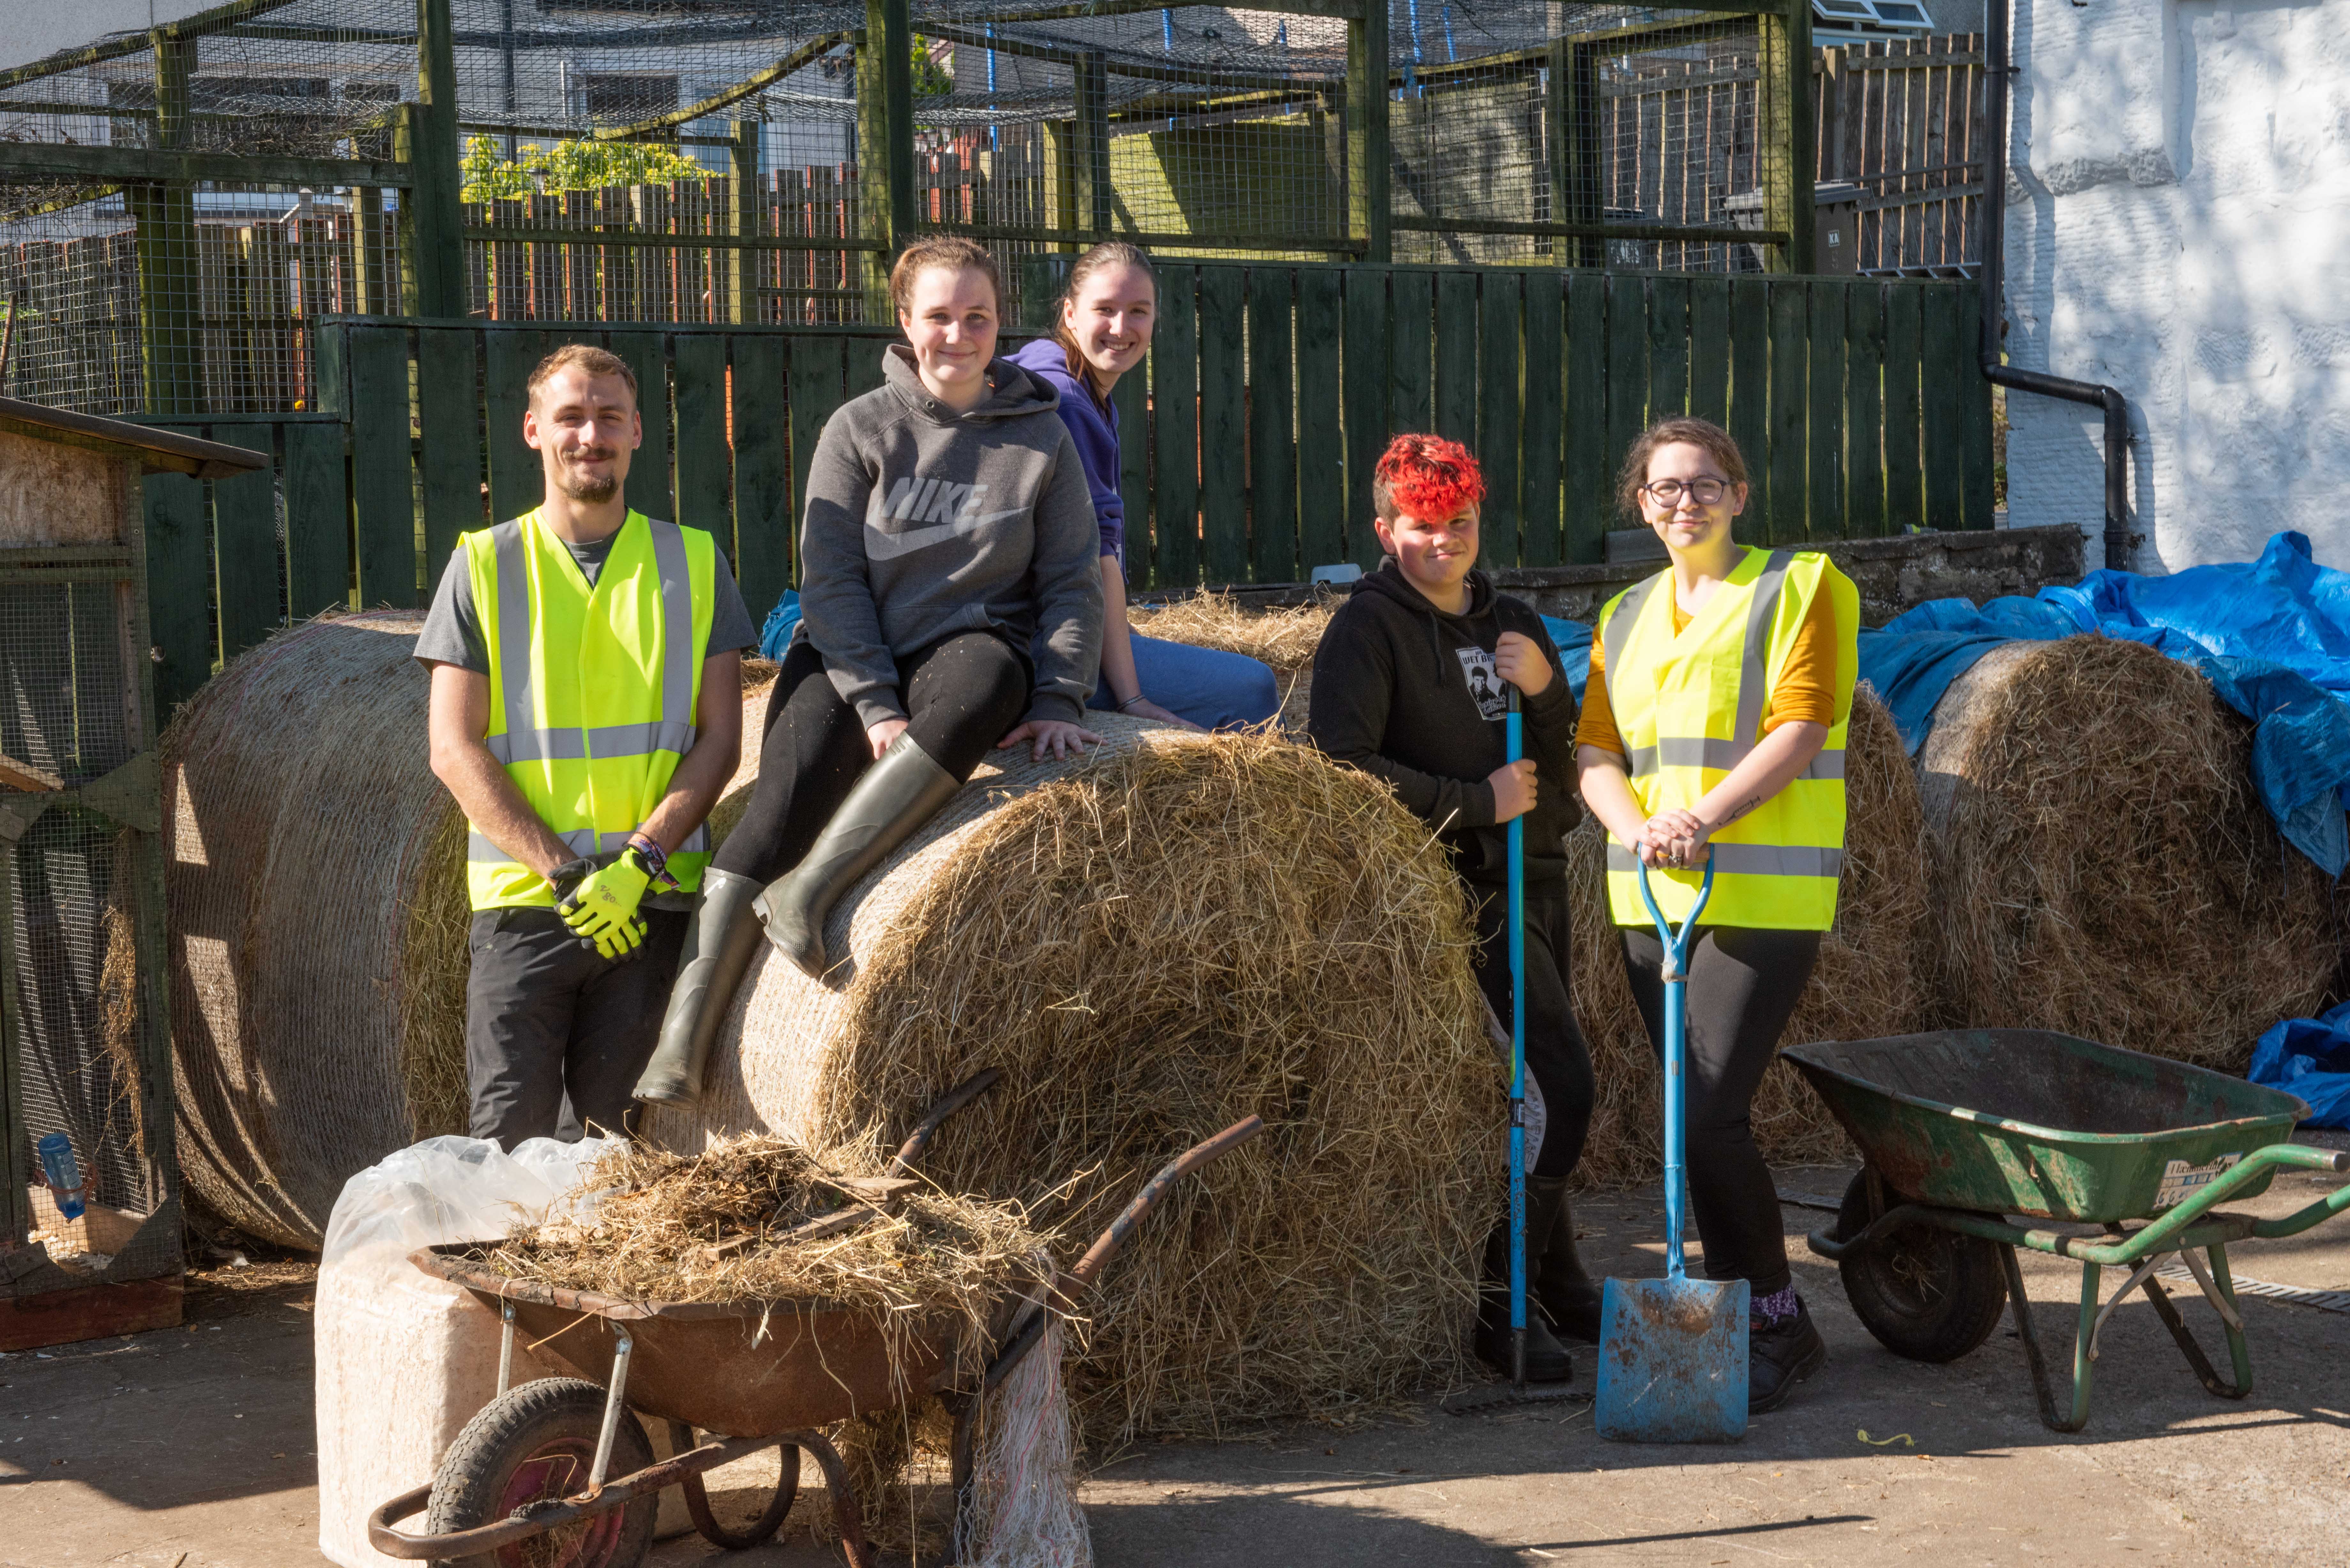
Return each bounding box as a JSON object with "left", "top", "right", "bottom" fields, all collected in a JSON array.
[{"left": 2001, "top": 0, "right": 2350, "bottom": 571}]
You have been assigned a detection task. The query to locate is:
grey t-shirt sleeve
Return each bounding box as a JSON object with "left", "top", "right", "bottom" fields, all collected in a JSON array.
[
  {"left": 414, "top": 547, "right": 487, "bottom": 672},
  {"left": 708, "top": 553, "right": 757, "bottom": 657}
]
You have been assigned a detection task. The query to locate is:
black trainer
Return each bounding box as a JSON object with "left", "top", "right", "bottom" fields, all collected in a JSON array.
[{"left": 1748, "top": 1296, "right": 1827, "bottom": 1413}]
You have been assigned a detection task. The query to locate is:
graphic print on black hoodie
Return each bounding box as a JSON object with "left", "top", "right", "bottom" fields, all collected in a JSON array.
[{"left": 1306, "top": 557, "right": 1582, "bottom": 886}]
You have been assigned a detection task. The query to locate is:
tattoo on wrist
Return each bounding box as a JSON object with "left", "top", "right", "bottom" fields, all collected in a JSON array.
[{"left": 1725, "top": 796, "right": 1764, "bottom": 823}]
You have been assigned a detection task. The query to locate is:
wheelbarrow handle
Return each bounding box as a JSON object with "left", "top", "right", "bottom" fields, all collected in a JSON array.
[
  {"left": 1066, "top": 1115, "right": 1267, "bottom": 1297},
  {"left": 974, "top": 1115, "right": 1266, "bottom": 1394},
  {"left": 890, "top": 1066, "right": 1004, "bottom": 1173}
]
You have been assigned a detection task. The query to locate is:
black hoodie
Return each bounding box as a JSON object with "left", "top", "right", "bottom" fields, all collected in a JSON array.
[{"left": 1307, "top": 558, "right": 1582, "bottom": 886}]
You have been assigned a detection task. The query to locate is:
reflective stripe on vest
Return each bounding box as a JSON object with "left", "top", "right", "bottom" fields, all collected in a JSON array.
[
  {"left": 1597, "top": 546, "right": 1857, "bottom": 931},
  {"left": 467, "top": 824, "right": 711, "bottom": 864},
  {"left": 463, "top": 509, "right": 717, "bottom": 911}
]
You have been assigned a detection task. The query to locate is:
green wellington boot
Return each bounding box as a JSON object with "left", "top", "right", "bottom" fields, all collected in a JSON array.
[
  {"left": 632, "top": 868, "right": 765, "bottom": 1104},
  {"left": 1535, "top": 1191, "right": 1606, "bottom": 1344},
  {"left": 754, "top": 733, "right": 960, "bottom": 978}
]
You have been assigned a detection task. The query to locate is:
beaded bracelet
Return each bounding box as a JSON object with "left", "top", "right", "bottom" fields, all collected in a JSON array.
[{"left": 625, "top": 831, "right": 676, "bottom": 889}]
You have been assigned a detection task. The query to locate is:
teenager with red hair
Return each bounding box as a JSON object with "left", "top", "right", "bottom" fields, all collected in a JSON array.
[{"left": 1307, "top": 434, "right": 1596, "bottom": 1385}]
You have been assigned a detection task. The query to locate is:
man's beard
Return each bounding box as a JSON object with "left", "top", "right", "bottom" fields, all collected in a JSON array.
[{"left": 553, "top": 458, "right": 618, "bottom": 504}]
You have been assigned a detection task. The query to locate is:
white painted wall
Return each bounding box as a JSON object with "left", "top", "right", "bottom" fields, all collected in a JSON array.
[{"left": 2002, "top": 0, "right": 2350, "bottom": 572}]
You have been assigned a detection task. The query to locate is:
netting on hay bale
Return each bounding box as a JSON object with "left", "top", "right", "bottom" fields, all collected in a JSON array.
[{"left": 1918, "top": 637, "right": 2336, "bottom": 1067}]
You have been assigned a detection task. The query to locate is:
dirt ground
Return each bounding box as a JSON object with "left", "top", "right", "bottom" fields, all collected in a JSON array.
[{"left": 6, "top": 1150, "right": 2347, "bottom": 1567}]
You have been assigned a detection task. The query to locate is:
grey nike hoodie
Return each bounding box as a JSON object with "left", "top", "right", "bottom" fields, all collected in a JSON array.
[{"left": 796, "top": 343, "right": 1104, "bottom": 727}]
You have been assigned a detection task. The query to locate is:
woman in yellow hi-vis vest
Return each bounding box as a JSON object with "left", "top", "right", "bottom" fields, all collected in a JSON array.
[{"left": 1575, "top": 417, "right": 1859, "bottom": 1416}]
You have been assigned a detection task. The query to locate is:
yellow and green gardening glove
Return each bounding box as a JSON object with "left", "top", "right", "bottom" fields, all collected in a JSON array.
[{"left": 557, "top": 845, "right": 656, "bottom": 961}]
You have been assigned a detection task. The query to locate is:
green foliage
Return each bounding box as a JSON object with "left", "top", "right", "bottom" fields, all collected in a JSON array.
[
  {"left": 912, "top": 36, "right": 954, "bottom": 97},
  {"left": 461, "top": 136, "right": 712, "bottom": 203}
]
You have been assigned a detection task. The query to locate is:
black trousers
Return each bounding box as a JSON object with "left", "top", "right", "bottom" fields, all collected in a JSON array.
[
  {"left": 1469, "top": 884, "right": 1596, "bottom": 1181},
  {"left": 715, "top": 631, "right": 1034, "bottom": 883},
  {"left": 465, "top": 906, "right": 689, "bottom": 1150},
  {"left": 1620, "top": 925, "right": 1821, "bottom": 1297}
]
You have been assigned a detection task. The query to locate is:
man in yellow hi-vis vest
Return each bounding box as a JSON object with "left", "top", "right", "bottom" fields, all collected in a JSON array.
[{"left": 418, "top": 345, "right": 756, "bottom": 1148}]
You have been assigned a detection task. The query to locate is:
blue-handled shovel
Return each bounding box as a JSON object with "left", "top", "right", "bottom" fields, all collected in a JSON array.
[{"left": 1593, "top": 856, "right": 1750, "bottom": 1443}]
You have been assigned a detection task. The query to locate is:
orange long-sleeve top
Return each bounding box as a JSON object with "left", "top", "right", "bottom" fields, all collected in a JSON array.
[{"left": 1575, "top": 587, "right": 1844, "bottom": 756}]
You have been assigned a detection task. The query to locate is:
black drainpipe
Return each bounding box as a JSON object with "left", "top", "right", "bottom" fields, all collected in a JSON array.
[{"left": 1979, "top": 0, "right": 2135, "bottom": 570}]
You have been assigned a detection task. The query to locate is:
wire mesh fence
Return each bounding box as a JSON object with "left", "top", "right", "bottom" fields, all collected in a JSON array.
[
  {"left": 0, "top": 0, "right": 1985, "bottom": 413},
  {"left": 2, "top": 551, "right": 178, "bottom": 1288}
]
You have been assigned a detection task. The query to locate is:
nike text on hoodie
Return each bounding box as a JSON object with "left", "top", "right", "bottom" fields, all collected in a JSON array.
[{"left": 796, "top": 343, "right": 1105, "bottom": 728}]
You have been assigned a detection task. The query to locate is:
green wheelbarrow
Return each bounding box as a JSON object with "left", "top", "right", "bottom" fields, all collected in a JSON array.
[{"left": 1789, "top": 1029, "right": 2350, "bottom": 1433}]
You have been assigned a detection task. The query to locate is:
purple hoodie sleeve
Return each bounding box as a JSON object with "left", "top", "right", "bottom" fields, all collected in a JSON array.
[{"left": 1009, "top": 338, "right": 1124, "bottom": 564}]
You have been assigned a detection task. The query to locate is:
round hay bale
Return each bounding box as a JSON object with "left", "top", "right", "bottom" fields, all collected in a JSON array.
[
  {"left": 1566, "top": 685, "right": 1930, "bottom": 1189},
  {"left": 645, "top": 727, "right": 1496, "bottom": 1446},
  {"left": 162, "top": 613, "right": 770, "bottom": 1248},
  {"left": 1919, "top": 636, "right": 2333, "bottom": 1066},
  {"left": 1128, "top": 591, "right": 1332, "bottom": 727},
  {"left": 163, "top": 612, "right": 469, "bottom": 1247}
]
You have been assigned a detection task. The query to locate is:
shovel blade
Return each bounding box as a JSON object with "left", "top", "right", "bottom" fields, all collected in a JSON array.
[{"left": 1593, "top": 1275, "right": 1750, "bottom": 1444}]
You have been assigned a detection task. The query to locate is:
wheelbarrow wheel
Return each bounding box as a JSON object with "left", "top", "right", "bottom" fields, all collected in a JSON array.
[
  {"left": 1835, "top": 1172, "right": 2008, "bottom": 1364},
  {"left": 425, "top": 1376, "right": 658, "bottom": 1568},
  {"left": 668, "top": 1421, "right": 800, "bottom": 1549}
]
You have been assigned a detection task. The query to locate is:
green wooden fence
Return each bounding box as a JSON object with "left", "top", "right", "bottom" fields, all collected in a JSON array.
[
  {"left": 135, "top": 412, "right": 350, "bottom": 715},
  {"left": 141, "top": 263, "right": 1990, "bottom": 712},
  {"left": 1080, "top": 262, "right": 1994, "bottom": 588}
]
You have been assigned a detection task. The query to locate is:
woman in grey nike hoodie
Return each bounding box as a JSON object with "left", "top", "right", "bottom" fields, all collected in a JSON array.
[{"left": 635, "top": 237, "right": 1103, "bottom": 1103}]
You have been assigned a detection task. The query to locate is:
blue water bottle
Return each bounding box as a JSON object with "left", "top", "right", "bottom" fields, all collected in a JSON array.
[{"left": 37, "top": 1133, "right": 86, "bottom": 1221}]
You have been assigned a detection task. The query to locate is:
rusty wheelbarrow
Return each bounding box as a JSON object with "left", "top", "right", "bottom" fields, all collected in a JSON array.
[{"left": 366, "top": 1069, "right": 1264, "bottom": 1567}]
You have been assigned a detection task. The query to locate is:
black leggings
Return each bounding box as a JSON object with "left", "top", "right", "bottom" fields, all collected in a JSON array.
[
  {"left": 1620, "top": 926, "right": 1822, "bottom": 1298},
  {"left": 713, "top": 631, "right": 1032, "bottom": 883},
  {"left": 1470, "top": 885, "right": 1596, "bottom": 1181}
]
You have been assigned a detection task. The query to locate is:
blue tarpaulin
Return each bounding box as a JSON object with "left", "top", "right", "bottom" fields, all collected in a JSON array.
[
  {"left": 2251, "top": 1004, "right": 2350, "bottom": 1128},
  {"left": 1856, "top": 531, "right": 2350, "bottom": 878},
  {"left": 759, "top": 591, "right": 801, "bottom": 661},
  {"left": 1541, "top": 615, "right": 1594, "bottom": 704}
]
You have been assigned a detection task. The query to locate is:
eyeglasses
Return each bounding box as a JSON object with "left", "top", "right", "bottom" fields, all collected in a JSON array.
[{"left": 1642, "top": 478, "right": 1729, "bottom": 506}]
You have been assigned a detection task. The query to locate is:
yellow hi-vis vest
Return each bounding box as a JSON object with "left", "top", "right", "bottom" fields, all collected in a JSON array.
[
  {"left": 1597, "top": 546, "right": 1859, "bottom": 931},
  {"left": 463, "top": 509, "right": 717, "bottom": 911}
]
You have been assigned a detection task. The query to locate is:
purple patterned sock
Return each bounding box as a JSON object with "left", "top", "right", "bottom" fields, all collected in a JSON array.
[{"left": 1754, "top": 1284, "right": 1801, "bottom": 1323}]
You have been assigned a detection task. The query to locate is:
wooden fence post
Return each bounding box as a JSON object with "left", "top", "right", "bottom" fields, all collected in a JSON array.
[
  {"left": 1548, "top": 39, "right": 1603, "bottom": 269},
  {"left": 1074, "top": 51, "right": 1111, "bottom": 239},
  {"left": 731, "top": 120, "right": 761, "bottom": 325},
  {"left": 1346, "top": 1, "right": 1390, "bottom": 263},
  {"left": 1318, "top": 88, "right": 1350, "bottom": 263},
  {"left": 128, "top": 28, "right": 201, "bottom": 416},
  {"left": 855, "top": 0, "right": 915, "bottom": 316},
  {"left": 1761, "top": 0, "right": 1816, "bottom": 273},
  {"left": 409, "top": 0, "right": 469, "bottom": 318},
  {"left": 1043, "top": 119, "right": 1079, "bottom": 255}
]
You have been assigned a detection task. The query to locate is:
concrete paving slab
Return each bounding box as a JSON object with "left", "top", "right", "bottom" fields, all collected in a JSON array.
[{"left": 5, "top": 1161, "right": 2345, "bottom": 1568}]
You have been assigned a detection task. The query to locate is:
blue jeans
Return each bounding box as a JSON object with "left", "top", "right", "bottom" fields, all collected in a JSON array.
[{"left": 1090, "top": 633, "right": 1281, "bottom": 731}]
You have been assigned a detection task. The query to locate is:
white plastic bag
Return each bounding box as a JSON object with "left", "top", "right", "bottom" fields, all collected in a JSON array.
[{"left": 314, "top": 1134, "right": 618, "bottom": 1568}]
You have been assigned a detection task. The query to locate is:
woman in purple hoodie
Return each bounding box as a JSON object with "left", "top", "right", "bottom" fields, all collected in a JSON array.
[{"left": 1009, "top": 245, "right": 1279, "bottom": 731}]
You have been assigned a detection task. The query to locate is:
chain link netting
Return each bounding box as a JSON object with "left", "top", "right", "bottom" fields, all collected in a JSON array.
[
  {"left": 1, "top": 566, "right": 178, "bottom": 1283},
  {"left": 0, "top": 0, "right": 1864, "bottom": 410}
]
